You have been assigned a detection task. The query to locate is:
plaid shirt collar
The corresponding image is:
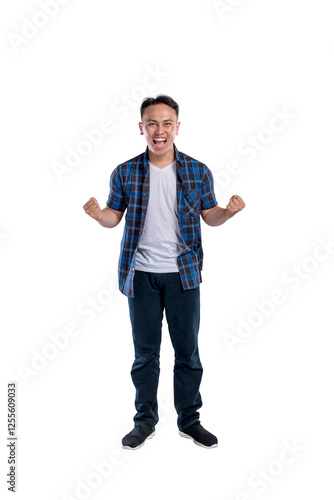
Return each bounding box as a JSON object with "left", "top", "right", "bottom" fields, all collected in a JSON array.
[
  {"left": 141, "top": 143, "right": 195, "bottom": 190},
  {"left": 142, "top": 143, "right": 182, "bottom": 170}
]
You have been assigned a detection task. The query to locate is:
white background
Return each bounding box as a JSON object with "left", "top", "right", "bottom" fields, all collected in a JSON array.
[{"left": 1, "top": 0, "right": 334, "bottom": 499}]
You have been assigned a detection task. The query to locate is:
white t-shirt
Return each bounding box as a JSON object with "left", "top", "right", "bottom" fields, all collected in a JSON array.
[{"left": 134, "top": 160, "right": 187, "bottom": 272}]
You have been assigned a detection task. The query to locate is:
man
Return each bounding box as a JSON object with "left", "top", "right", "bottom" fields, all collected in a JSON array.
[{"left": 83, "top": 94, "right": 245, "bottom": 450}]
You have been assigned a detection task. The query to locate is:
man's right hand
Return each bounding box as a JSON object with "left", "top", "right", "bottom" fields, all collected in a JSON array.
[
  {"left": 83, "top": 197, "right": 103, "bottom": 220},
  {"left": 83, "top": 198, "right": 124, "bottom": 228}
]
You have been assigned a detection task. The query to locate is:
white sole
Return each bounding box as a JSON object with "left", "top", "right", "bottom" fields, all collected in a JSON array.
[
  {"left": 122, "top": 431, "right": 156, "bottom": 450},
  {"left": 179, "top": 431, "right": 218, "bottom": 449}
]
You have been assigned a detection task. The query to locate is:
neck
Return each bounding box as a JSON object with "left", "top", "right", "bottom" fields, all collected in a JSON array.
[{"left": 148, "top": 147, "right": 175, "bottom": 168}]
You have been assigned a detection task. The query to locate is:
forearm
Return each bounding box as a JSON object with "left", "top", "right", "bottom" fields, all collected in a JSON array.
[
  {"left": 203, "top": 206, "right": 235, "bottom": 227},
  {"left": 97, "top": 207, "right": 123, "bottom": 228}
]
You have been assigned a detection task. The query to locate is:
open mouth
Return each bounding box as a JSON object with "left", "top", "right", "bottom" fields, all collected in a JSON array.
[{"left": 153, "top": 137, "right": 167, "bottom": 150}]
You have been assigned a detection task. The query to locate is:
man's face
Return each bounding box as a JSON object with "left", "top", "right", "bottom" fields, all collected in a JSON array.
[{"left": 139, "top": 104, "right": 180, "bottom": 157}]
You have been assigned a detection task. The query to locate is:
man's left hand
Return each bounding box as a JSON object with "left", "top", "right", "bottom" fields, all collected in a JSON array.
[{"left": 226, "top": 195, "right": 246, "bottom": 215}]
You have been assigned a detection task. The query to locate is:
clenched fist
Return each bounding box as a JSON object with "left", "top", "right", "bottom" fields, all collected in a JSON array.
[
  {"left": 83, "top": 197, "right": 103, "bottom": 220},
  {"left": 226, "top": 195, "right": 245, "bottom": 215}
]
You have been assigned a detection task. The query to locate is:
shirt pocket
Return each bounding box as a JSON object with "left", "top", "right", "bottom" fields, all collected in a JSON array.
[{"left": 182, "top": 190, "right": 200, "bottom": 217}]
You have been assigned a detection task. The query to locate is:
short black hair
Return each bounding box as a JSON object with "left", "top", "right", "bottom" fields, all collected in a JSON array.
[{"left": 140, "top": 94, "right": 179, "bottom": 120}]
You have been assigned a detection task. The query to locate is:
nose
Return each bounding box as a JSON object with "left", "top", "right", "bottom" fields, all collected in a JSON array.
[{"left": 156, "top": 124, "right": 164, "bottom": 135}]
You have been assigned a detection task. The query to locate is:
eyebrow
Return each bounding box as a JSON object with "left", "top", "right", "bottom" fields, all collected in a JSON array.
[{"left": 144, "top": 119, "right": 174, "bottom": 123}]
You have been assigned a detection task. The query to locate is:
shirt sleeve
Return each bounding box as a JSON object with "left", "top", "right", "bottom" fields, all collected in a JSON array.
[
  {"left": 200, "top": 165, "right": 218, "bottom": 210},
  {"left": 106, "top": 166, "right": 127, "bottom": 211}
]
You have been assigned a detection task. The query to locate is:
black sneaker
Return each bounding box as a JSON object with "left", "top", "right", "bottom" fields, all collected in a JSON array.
[
  {"left": 122, "top": 426, "right": 155, "bottom": 450},
  {"left": 179, "top": 421, "right": 218, "bottom": 448}
]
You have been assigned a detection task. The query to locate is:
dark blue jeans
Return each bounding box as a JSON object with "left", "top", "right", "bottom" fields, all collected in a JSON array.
[{"left": 127, "top": 270, "right": 203, "bottom": 432}]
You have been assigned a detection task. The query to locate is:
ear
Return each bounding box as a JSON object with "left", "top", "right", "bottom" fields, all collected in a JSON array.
[
  {"left": 138, "top": 122, "right": 144, "bottom": 135},
  {"left": 176, "top": 121, "right": 181, "bottom": 136}
]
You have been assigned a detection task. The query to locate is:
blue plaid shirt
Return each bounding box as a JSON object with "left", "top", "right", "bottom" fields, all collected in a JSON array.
[{"left": 106, "top": 144, "right": 218, "bottom": 297}]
